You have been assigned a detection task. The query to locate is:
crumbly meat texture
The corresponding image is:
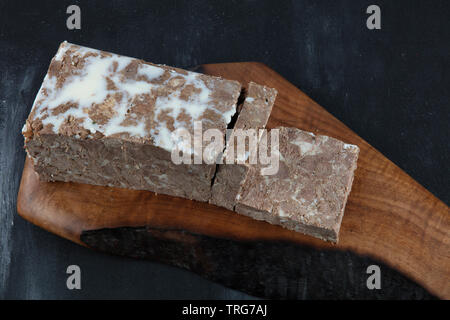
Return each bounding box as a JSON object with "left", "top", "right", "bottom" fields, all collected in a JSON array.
[
  {"left": 235, "top": 127, "right": 359, "bottom": 242},
  {"left": 210, "top": 82, "right": 277, "bottom": 210},
  {"left": 23, "top": 41, "right": 242, "bottom": 201}
]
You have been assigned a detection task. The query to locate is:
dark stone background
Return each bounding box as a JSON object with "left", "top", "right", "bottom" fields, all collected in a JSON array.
[{"left": 0, "top": 0, "right": 448, "bottom": 299}]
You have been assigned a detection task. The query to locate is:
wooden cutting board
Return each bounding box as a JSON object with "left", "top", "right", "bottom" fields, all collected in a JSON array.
[{"left": 17, "top": 62, "right": 449, "bottom": 299}]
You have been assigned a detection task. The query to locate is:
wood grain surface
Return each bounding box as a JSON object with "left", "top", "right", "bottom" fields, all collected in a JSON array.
[{"left": 17, "top": 62, "right": 449, "bottom": 299}]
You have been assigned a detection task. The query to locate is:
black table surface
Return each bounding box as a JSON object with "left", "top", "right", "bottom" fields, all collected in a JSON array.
[{"left": 0, "top": 0, "right": 448, "bottom": 299}]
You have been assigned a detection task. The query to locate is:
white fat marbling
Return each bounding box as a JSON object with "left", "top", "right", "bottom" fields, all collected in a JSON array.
[
  {"left": 290, "top": 139, "right": 315, "bottom": 155},
  {"left": 278, "top": 207, "right": 288, "bottom": 217},
  {"left": 343, "top": 143, "right": 358, "bottom": 150},
  {"left": 138, "top": 64, "right": 165, "bottom": 81},
  {"left": 31, "top": 41, "right": 237, "bottom": 152}
]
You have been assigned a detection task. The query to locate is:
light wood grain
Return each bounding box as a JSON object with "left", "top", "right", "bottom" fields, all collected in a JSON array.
[{"left": 17, "top": 62, "right": 449, "bottom": 299}]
